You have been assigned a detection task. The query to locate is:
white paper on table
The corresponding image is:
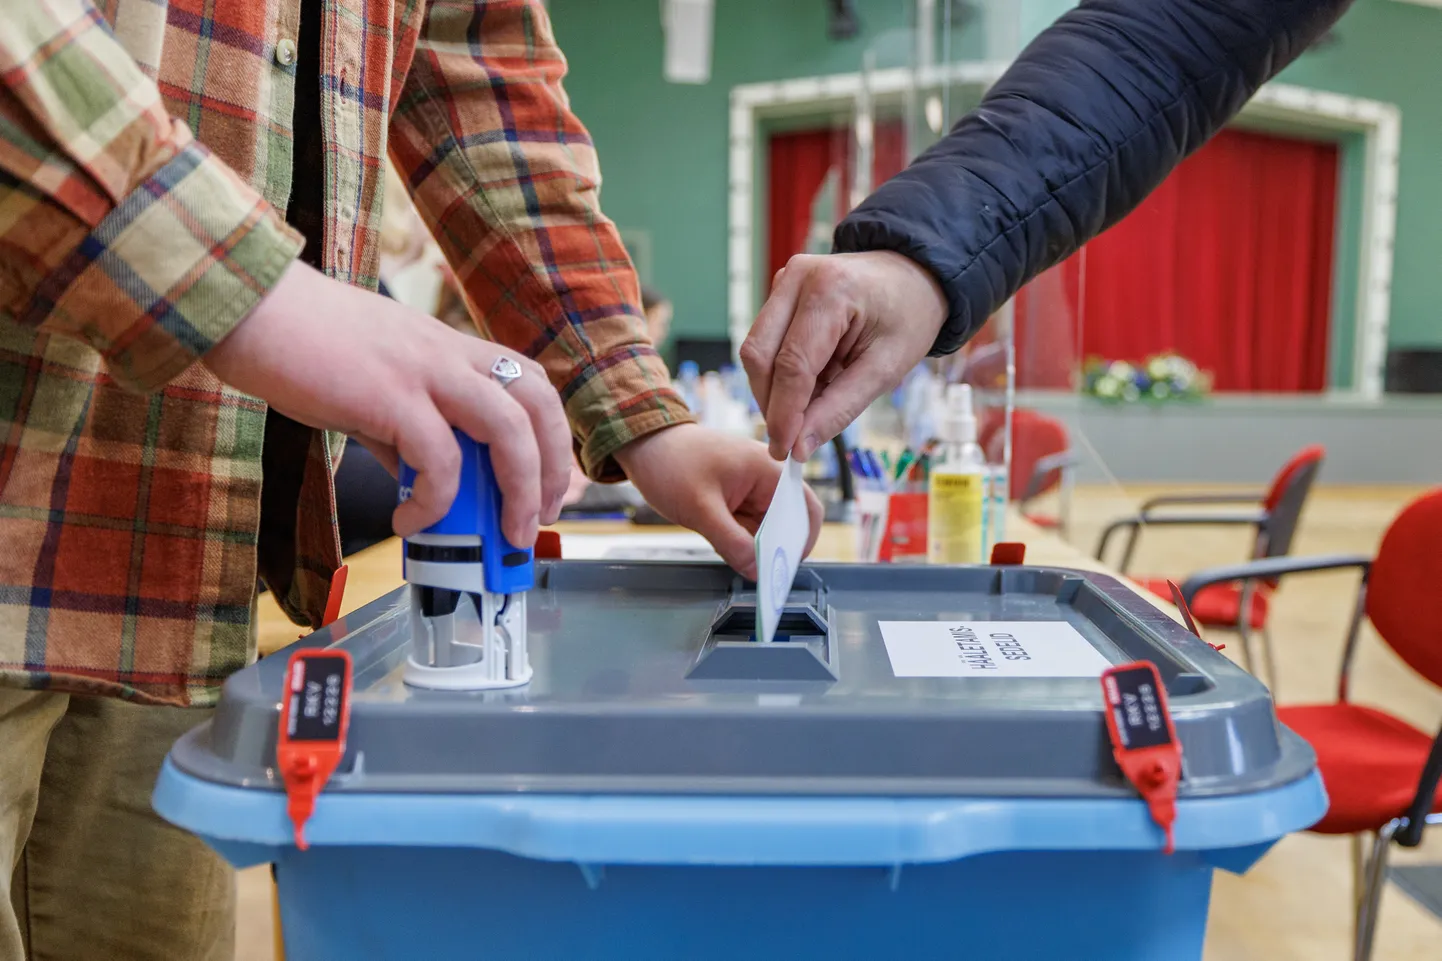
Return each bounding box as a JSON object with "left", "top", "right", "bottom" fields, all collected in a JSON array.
[{"left": 559, "top": 532, "right": 719, "bottom": 562}]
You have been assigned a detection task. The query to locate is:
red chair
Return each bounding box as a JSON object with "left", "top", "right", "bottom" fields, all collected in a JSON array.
[
  {"left": 979, "top": 409, "right": 1077, "bottom": 539},
  {"left": 1094, "top": 445, "right": 1326, "bottom": 691},
  {"left": 977, "top": 406, "right": 1007, "bottom": 454},
  {"left": 1180, "top": 489, "right": 1442, "bottom": 961}
]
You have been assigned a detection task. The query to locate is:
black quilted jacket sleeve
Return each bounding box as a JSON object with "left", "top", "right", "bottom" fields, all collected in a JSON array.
[{"left": 831, "top": 0, "right": 1354, "bottom": 355}]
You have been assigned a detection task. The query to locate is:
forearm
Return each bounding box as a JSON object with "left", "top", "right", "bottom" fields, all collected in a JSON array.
[{"left": 833, "top": 0, "right": 1354, "bottom": 355}]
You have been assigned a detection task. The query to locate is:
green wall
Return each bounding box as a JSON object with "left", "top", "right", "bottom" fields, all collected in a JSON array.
[
  {"left": 551, "top": 0, "right": 1442, "bottom": 360},
  {"left": 1274, "top": 0, "right": 1442, "bottom": 353},
  {"left": 550, "top": 0, "right": 910, "bottom": 345}
]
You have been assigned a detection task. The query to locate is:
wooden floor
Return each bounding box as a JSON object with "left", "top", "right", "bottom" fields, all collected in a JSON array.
[{"left": 235, "top": 484, "right": 1442, "bottom": 961}]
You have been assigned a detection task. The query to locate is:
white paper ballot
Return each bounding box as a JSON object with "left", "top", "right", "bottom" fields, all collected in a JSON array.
[
  {"left": 878, "top": 620, "right": 1112, "bottom": 678},
  {"left": 755, "top": 458, "right": 811, "bottom": 645}
]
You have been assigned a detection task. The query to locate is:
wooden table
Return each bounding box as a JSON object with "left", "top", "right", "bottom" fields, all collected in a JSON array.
[{"left": 257, "top": 510, "right": 1180, "bottom": 655}]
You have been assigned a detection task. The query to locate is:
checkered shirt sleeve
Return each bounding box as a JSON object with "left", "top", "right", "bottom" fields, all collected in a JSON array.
[
  {"left": 388, "top": 0, "right": 693, "bottom": 482},
  {"left": 0, "top": 0, "right": 303, "bottom": 393}
]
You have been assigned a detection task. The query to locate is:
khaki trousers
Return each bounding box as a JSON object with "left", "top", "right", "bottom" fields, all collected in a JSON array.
[{"left": 0, "top": 689, "right": 234, "bottom": 961}]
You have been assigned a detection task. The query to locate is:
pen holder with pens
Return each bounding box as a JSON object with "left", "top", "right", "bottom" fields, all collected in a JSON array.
[
  {"left": 855, "top": 466, "right": 1008, "bottom": 564},
  {"left": 855, "top": 491, "right": 927, "bottom": 563}
]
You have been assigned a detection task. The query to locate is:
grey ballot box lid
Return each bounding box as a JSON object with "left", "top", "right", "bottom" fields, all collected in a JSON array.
[{"left": 172, "top": 562, "right": 1315, "bottom": 799}]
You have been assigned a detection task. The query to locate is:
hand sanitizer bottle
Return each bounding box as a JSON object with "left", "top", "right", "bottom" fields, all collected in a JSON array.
[{"left": 927, "top": 384, "right": 986, "bottom": 565}]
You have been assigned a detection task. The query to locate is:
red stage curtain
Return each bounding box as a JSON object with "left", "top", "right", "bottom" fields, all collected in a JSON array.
[
  {"left": 766, "top": 129, "right": 840, "bottom": 291},
  {"left": 1015, "top": 128, "right": 1339, "bottom": 392},
  {"left": 836, "top": 120, "right": 908, "bottom": 222},
  {"left": 1011, "top": 261, "right": 1084, "bottom": 390},
  {"left": 766, "top": 121, "right": 907, "bottom": 294}
]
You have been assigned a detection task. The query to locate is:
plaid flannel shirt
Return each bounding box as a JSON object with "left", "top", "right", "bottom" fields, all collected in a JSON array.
[{"left": 0, "top": 0, "right": 690, "bottom": 707}]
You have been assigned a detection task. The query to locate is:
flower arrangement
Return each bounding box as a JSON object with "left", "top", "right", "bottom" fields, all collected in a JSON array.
[{"left": 1081, "top": 352, "right": 1212, "bottom": 404}]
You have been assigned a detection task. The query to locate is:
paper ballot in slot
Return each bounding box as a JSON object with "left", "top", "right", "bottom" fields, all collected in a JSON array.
[{"left": 754, "top": 457, "right": 812, "bottom": 646}]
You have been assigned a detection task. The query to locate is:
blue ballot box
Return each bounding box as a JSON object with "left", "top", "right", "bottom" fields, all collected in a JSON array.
[{"left": 154, "top": 562, "right": 1325, "bottom": 961}]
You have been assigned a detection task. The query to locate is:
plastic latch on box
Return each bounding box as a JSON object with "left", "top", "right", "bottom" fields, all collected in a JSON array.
[
  {"left": 322, "top": 565, "right": 349, "bottom": 627},
  {"left": 535, "top": 531, "right": 563, "bottom": 560},
  {"left": 295, "top": 565, "right": 349, "bottom": 642},
  {"left": 1165, "top": 580, "right": 1224, "bottom": 652},
  {"left": 990, "top": 542, "right": 1026, "bottom": 565},
  {"left": 276, "top": 649, "right": 353, "bottom": 851},
  {"left": 1101, "top": 660, "right": 1183, "bottom": 854}
]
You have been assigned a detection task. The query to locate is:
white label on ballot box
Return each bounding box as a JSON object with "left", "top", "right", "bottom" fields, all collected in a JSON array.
[{"left": 878, "top": 621, "right": 1111, "bottom": 678}]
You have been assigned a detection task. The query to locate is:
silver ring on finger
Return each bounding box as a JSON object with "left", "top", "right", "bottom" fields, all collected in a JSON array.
[{"left": 490, "top": 356, "right": 523, "bottom": 389}]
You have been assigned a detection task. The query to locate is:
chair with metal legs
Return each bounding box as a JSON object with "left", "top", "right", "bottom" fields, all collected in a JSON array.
[
  {"left": 1095, "top": 444, "right": 1325, "bottom": 692},
  {"left": 1180, "top": 488, "right": 1442, "bottom": 961},
  {"left": 981, "top": 408, "right": 1077, "bottom": 540}
]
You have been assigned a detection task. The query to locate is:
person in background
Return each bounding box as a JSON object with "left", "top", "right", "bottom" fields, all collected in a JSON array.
[
  {"left": 641, "top": 285, "right": 674, "bottom": 360},
  {"left": 740, "top": 0, "right": 1352, "bottom": 463},
  {"left": 0, "top": 3, "right": 820, "bottom": 960}
]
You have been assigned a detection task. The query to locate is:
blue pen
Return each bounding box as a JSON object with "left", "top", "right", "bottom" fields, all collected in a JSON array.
[
  {"left": 842, "top": 450, "right": 865, "bottom": 490},
  {"left": 863, "top": 449, "right": 889, "bottom": 492},
  {"left": 847, "top": 449, "right": 867, "bottom": 486},
  {"left": 853, "top": 450, "right": 881, "bottom": 492}
]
